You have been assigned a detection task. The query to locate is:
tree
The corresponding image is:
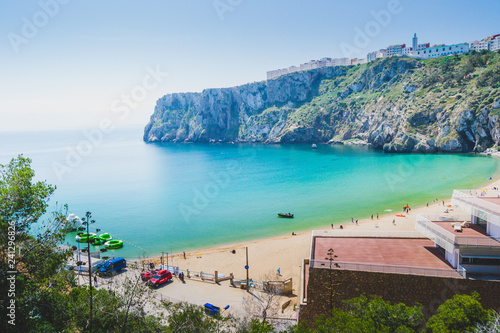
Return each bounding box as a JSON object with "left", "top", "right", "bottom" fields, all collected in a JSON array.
[
  {"left": 293, "top": 311, "right": 381, "bottom": 333},
  {"left": 474, "top": 311, "right": 500, "bottom": 333},
  {"left": 0, "top": 155, "right": 71, "bottom": 332},
  {"left": 343, "top": 295, "right": 425, "bottom": 332},
  {"left": 237, "top": 318, "right": 276, "bottom": 333},
  {"left": 426, "top": 292, "right": 494, "bottom": 333},
  {"left": 242, "top": 272, "right": 296, "bottom": 331},
  {"left": 163, "top": 301, "right": 221, "bottom": 333}
]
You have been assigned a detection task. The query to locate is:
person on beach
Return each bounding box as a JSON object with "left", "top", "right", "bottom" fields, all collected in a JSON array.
[
  {"left": 340, "top": 225, "right": 343, "bottom": 229},
  {"left": 371, "top": 215, "right": 373, "bottom": 220},
  {"left": 331, "top": 224, "right": 333, "bottom": 229},
  {"left": 183, "top": 251, "right": 186, "bottom": 259},
  {"left": 427, "top": 203, "right": 429, "bottom": 207},
  {"left": 355, "top": 220, "right": 358, "bottom": 225},
  {"left": 393, "top": 219, "right": 395, "bottom": 225},
  {"left": 376, "top": 213, "right": 379, "bottom": 220},
  {"left": 351, "top": 217, "right": 353, "bottom": 223}
]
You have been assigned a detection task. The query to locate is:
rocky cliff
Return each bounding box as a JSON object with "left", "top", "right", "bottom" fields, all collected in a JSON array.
[{"left": 144, "top": 52, "right": 500, "bottom": 152}]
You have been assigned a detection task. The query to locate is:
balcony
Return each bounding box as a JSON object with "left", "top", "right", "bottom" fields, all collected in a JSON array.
[{"left": 415, "top": 214, "right": 500, "bottom": 251}]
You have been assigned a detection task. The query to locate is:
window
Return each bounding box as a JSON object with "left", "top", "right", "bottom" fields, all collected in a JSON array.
[{"left": 461, "top": 256, "right": 500, "bottom": 266}]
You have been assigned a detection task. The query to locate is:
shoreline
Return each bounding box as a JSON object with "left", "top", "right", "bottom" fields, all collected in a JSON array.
[
  {"left": 141, "top": 171, "right": 500, "bottom": 296},
  {"left": 141, "top": 163, "right": 500, "bottom": 262}
]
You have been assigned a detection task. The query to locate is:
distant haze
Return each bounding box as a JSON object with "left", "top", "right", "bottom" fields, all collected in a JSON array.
[{"left": 1, "top": 0, "right": 499, "bottom": 131}]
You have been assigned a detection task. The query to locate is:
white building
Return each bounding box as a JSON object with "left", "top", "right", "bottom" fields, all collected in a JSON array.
[
  {"left": 470, "top": 34, "right": 500, "bottom": 52},
  {"left": 416, "top": 189, "right": 500, "bottom": 277},
  {"left": 267, "top": 57, "right": 352, "bottom": 80},
  {"left": 402, "top": 47, "right": 413, "bottom": 56},
  {"left": 386, "top": 44, "right": 405, "bottom": 57},
  {"left": 367, "top": 49, "right": 387, "bottom": 62},
  {"left": 351, "top": 58, "right": 366, "bottom": 65},
  {"left": 491, "top": 38, "right": 500, "bottom": 52},
  {"left": 412, "top": 43, "right": 469, "bottom": 59}
]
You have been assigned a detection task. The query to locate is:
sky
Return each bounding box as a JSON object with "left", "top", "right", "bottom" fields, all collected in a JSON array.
[{"left": 1, "top": 0, "right": 499, "bottom": 131}]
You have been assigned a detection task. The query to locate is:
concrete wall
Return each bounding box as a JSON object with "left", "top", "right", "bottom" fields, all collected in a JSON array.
[
  {"left": 299, "top": 268, "right": 500, "bottom": 324},
  {"left": 489, "top": 221, "right": 500, "bottom": 238}
]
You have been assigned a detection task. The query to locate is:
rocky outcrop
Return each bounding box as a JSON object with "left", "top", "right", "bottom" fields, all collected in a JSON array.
[{"left": 144, "top": 54, "right": 500, "bottom": 153}]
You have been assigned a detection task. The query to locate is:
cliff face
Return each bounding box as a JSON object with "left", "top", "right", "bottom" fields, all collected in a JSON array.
[{"left": 144, "top": 52, "right": 500, "bottom": 152}]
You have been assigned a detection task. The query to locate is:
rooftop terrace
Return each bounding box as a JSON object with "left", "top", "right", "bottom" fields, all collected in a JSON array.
[{"left": 308, "top": 236, "right": 462, "bottom": 280}]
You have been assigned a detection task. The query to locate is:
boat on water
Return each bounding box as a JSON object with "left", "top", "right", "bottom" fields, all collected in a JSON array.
[
  {"left": 278, "top": 213, "right": 294, "bottom": 218},
  {"left": 311, "top": 144, "right": 317, "bottom": 149},
  {"left": 76, "top": 232, "right": 96, "bottom": 243},
  {"left": 105, "top": 239, "right": 124, "bottom": 249}
]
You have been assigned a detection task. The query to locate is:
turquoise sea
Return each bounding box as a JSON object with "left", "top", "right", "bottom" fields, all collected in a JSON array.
[{"left": 1, "top": 126, "right": 498, "bottom": 260}]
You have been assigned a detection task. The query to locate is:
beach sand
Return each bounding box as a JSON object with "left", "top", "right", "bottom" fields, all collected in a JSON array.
[{"left": 146, "top": 178, "right": 500, "bottom": 299}]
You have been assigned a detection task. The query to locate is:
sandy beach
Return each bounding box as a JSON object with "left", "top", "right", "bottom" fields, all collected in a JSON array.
[{"left": 145, "top": 177, "right": 500, "bottom": 298}]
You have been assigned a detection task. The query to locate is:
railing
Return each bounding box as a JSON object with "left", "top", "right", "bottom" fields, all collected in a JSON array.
[
  {"left": 159, "top": 265, "right": 216, "bottom": 283},
  {"left": 415, "top": 215, "right": 456, "bottom": 253},
  {"left": 310, "top": 260, "right": 462, "bottom": 278},
  {"left": 312, "top": 230, "right": 426, "bottom": 238},
  {"left": 454, "top": 236, "right": 500, "bottom": 247},
  {"left": 415, "top": 215, "right": 500, "bottom": 249},
  {"left": 458, "top": 265, "right": 467, "bottom": 279},
  {"left": 452, "top": 190, "right": 500, "bottom": 228}
]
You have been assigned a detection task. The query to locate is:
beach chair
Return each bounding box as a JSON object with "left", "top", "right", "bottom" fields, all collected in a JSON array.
[
  {"left": 453, "top": 222, "right": 462, "bottom": 232},
  {"left": 460, "top": 221, "right": 470, "bottom": 228}
]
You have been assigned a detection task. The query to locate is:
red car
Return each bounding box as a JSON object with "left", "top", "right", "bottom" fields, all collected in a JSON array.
[
  {"left": 141, "top": 268, "right": 159, "bottom": 281},
  {"left": 149, "top": 269, "right": 172, "bottom": 288}
]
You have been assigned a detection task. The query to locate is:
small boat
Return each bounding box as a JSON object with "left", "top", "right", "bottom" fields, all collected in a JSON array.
[
  {"left": 105, "top": 240, "right": 124, "bottom": 249},
  {"left": 311, "top": 144, "right": 318, "bottom": 149},
  {"left": 278, "top": 213, "right": 294, "bottom": 218},
  {"left": 92, "top": 238, "right": 105, "bottom": 245},
  {"left": 98, "top": 233, "right": 112, "bottom": 242},
  {"left": 75, "top": 232, "right": 96, "bottom": 243}
]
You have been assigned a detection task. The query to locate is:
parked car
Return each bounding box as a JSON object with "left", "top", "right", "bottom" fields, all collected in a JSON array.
[
  {"left": 98, "top": 257, "right": 126, "bottom": 276},
  {"left": 141, "top": 268, "right": 160, "bottom": 281},
  {"left": 149, "top": 269, "right": 172, "bottom": 288}
]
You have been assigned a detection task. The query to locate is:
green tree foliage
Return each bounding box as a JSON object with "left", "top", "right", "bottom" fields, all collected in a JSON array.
[
  {"left": 343, "top": 295, "right": 425, "bottom": 332},
  {"left": 238, "top": 318, "right": 276, "bottom": 333},
  {"left": 292, "top": 296, "right": 424, "bottom": 333},
  {"left": 426, "top": 292, "right": 494, "bottom": 333},
  {"left": 293, "top": 311, "right": 381, "bottom": 333},
  {"left": 0, "top": 155, "right": 72, "bottom": 332}
]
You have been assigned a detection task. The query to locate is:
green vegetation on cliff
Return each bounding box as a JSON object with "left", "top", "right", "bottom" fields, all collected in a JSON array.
[{"left": 145, "top": 51, "right": 500, "bottom": 152}]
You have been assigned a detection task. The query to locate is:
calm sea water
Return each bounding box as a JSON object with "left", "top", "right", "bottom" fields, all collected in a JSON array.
[{"left": 1, "top": 126, "right": 498, "bottom": 259}]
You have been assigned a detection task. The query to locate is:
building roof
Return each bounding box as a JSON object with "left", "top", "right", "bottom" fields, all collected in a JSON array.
[{"left": 312, "top": 237, "right": 454, "bottom": 269}]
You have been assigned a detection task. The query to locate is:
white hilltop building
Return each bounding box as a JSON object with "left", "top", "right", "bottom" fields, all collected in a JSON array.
[
  {"left": 267, "top": 32, "right": 498, "bottom": 81},
  {"left": 412, "top": 43, "right": 469, "bottom": 59},
  {"left": 367, "top": 33, "right": 471, "bottom": 62},
  {"left": 470, "top": 34, "right": 500, "bottom": 52},
  {"left": 267, "top": 57, "right": 352, "bottom": 80}
]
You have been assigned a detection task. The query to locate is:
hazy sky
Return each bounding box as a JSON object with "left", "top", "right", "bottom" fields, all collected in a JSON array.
[{"left": 1, "top": 0, "right": 499, "bottom": 131}]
